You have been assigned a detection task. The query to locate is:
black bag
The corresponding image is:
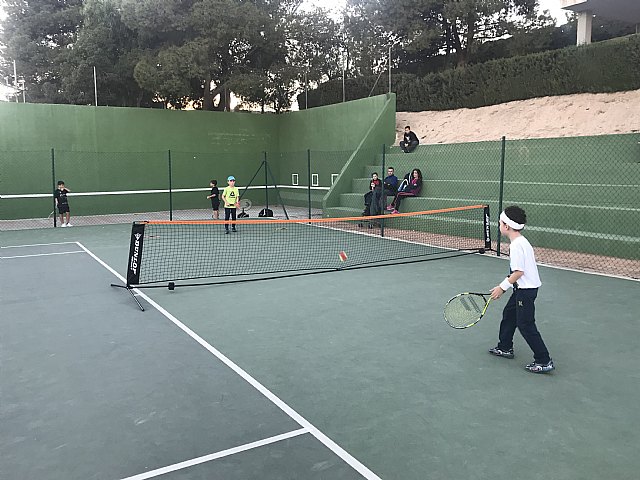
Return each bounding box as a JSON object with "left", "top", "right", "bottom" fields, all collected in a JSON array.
[{"left": 258, "top": 208, "right": 273, "bottom": 217}]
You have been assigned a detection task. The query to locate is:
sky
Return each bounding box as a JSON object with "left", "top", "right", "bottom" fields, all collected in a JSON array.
[{"left": 303, "top": 0, "right": 569, "bottom": 24}]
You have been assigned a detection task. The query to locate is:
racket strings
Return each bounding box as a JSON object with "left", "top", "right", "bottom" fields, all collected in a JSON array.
[{"left": 444, "top": 294, "right": 488, "bottom": 328}]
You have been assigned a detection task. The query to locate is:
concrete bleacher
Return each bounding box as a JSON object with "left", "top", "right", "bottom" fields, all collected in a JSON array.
[{"left": 324, "top": 135, "right": 640, "bottom": 260}]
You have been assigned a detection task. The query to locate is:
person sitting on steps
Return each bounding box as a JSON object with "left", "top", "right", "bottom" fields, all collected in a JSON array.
[
  {"left": 387, "top": 168, "right": 423, "bottom": 214},
  {"left": 363, "top": 172, "right": 382, "bottom": 216},
  {"left": 399, "top": 126, "right": 419, "bottom": 153}
]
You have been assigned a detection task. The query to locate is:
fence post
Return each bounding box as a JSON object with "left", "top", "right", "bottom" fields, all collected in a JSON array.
[
  {"left": 381, "top": 144, "right": 386, "bottom": 238},
  {"left": 264, "top": 151, "right": 269, "bottom": 210},
  {"left": 51, "top": 148, "right": 56, "bottom": 228},
  {"left": 168, "top": 150, "right": 173, "bottom": 221},
  {"left": 307, "top": 149, "right": 312, "bottom": 219},
  {"left": 497, "top": 136, "right": 506, "bottom": 256}
]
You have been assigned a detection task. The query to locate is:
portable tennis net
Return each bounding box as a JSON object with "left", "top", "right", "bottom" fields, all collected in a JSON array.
[{"left": 113, "top": 205, "right": 491, "bottom": 309}]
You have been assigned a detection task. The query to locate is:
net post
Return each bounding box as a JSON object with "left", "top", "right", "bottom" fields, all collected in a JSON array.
[
  {"left": 168, "top": 150, "right": 173, "bottom": 221},
  {"left": 51, "top": 148, "right": 56, "bottom": 228},
  {"left": 126, "top": 222, "right": 146, "bottom": 287},
  {"left": 497, "top": 136, "right": 506, "bottom": 256},
  {"left": 380, "top": 144, "right": 386, "bottom": 238},
  {"left": 110, "top": 222, "right": 147, "bottom": 311},
  {"left": 307, "top": 149, "right": 311, "bottom": 220},
  {"left": 264, "top": 151, "right": 269, "bottom": 210}
]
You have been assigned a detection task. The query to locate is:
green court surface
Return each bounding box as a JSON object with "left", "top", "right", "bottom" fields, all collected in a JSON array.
[{"left": 2, "top": 225, "right": 639, "bottom": 480}]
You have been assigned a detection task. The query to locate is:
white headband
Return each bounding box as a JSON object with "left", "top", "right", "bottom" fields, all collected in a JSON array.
[{"left": 500, "top": 211, "right": 524, "bottom": 230}]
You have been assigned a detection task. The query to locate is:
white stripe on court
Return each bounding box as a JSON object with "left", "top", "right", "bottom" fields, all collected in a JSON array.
[
  {"left": 76, "top": 242, "right": 382, "bottom": 480},
  {"left": 1, "top": 241, "right": 80, "bottom": 249},
  {"left": 0, "top": 250, "right": 85, "bottom": 260},
  {"left": 119, "top": 428, "right": 308, "bottom": 480}
]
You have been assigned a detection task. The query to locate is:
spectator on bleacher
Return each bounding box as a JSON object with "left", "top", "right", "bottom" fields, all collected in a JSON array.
[
  {"left": 383, "top": 167, "right": 398, "bottom": 196},
  {"left": 363, "top": 172, "right": 382, "bottom": 216},
  {"left": 372, "top": 166, "right": 398, "bottom": 217},
  {"left": 387, "top": 168, "right": 423, "bottom": 214},
  {"left": 399, "top": 126, "right": 419, "bottom": 153}
]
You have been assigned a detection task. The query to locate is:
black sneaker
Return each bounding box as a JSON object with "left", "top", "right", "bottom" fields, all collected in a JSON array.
[
  {"left": 488, "top": 346, "right": 515, "bottom": 359},
  {"left": 232, "top": 228, "right": 237, "bottom": 232},
  {"left": 225, "top": 230, "right": 229, "bottom": 234},
  {"left": 525, "top": 360, "right": 555, "bottom": 373}
]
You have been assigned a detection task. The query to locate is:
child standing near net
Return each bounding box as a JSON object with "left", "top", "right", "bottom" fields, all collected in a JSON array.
[
  {"left": 54, "top": 180, "right": 72, "bottom": 227},
  {"left": 206, "top": 179, "right": 220, "bottom": 219},
  {"left": 221, "top": 176, "right": 239, "bottom": 234},
  {"left": 489, "top": 205, "right": 554, "bottom": 374}
]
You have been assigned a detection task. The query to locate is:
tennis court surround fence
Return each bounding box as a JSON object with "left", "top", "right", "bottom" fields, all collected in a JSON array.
[{"left": 1, "top": 134, "right": 639, "bottom": 279}]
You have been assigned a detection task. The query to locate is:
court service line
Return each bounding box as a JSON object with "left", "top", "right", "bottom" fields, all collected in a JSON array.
[
  {"left": 76, "top": 242, "right": 382, "bottom": 480},
  {"left": 119, "top": 428, "right": 308, "bottom": 480},
  {"left": 0, "top": 250, "right": 85, "bottom": 260},
  {"left": 1, "top": 241, "right": 80, "bottom": 249}
]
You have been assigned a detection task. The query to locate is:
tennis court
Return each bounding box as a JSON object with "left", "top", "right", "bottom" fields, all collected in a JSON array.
[{"left": 2, "top": 223, "right": 639, "bottom": 480}]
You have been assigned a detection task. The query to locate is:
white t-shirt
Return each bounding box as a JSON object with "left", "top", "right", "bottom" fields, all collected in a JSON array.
[{"left": 508, "top": 235, "right": 542, "bottom": 289}]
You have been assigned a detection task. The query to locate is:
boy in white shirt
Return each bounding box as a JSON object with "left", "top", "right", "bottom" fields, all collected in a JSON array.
[{"left": 489, "top": 206, "right": 554, "bottom": 374}]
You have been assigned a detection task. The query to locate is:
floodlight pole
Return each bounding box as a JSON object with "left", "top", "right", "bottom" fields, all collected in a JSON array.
[
  {"left": 93, "top": 66, "right": 98, "bottom": 106},
  {"left": 13, "top": 60, "right": 18, "bottom": 103},
  {"left": 304, "top": 71, "right": 308, "bottom": 109},
  {"left": 388, "top": 46, "right": 392, "bottom": 93}
]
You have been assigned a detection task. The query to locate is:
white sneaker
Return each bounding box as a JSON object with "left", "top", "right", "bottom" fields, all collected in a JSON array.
[
  {"left": 61, "top": 223, "right": 67, "bottom": 227},
  {"left": 66, "top": 223, "right": 73, "bottom": 227}
]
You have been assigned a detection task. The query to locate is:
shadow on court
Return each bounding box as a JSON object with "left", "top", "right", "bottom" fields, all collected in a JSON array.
[{"left": 2, "top": 225, "right": 639, "bottom": 480}]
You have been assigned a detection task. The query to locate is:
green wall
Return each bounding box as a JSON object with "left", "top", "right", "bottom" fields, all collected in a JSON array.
[
  {"left": 0, "top": 102, "right": 279, "bottom": 153},
  {"left": 277, "top": 94, "right": 396, "bottom": 152},
  {"left": 0, "top": 95, "right": 396, "bottom": 218}
]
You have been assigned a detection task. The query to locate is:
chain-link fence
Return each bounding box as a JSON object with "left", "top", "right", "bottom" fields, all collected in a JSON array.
[
  {"left": 0, "top": 148, "right": 351, "bottom": 229},
  {"left": 2, "top": 134, "right": 638, "bottom": 278}
]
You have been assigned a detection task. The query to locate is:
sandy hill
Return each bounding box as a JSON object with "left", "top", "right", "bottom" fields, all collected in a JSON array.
[{"left": 396, "top": 89, "right": 640, "bottom": 145}]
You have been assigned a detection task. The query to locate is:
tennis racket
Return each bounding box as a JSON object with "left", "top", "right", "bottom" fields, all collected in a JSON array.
[
  {"left": 47, "top": 210, "right": 55, "bottom": 219},
  {"left": 238, "top": 198, "right": 252, "bottom": 218},
  {"left": 444, "top": 292, "right": 492, "bottom": 329}
]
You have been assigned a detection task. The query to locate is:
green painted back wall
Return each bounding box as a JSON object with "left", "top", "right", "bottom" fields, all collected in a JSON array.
[{"left": 0, "top": 103, "right": 278, "bottom": 153}]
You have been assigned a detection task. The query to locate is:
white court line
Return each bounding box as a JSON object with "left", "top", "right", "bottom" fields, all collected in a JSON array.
[
  {"left": 1, "top": 241, "right": 79, "bottom": 249},
  {"left": 0, "top": 250, "right": 85, "bottom": 260},
  {"left": 120, "top": 428, "right": 308, "bottom": 480},
  {"left": 75, "top": 242, "right": 381, "bottom": 480}
]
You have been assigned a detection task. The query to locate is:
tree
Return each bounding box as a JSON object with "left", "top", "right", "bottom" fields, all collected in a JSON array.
[
  {"left": 60, "top": 0, "right": 154, "bottom": 107},
  {"left": 0, "top": 0, "right": 83, "bottom": 103},
  {"left": 346, "top": 0, "right": 540, "bottom": 68}
]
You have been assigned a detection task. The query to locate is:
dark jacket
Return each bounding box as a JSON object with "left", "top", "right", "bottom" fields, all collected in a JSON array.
[{"left": 403, "top": 131, "right": 419, "bottom": 145}]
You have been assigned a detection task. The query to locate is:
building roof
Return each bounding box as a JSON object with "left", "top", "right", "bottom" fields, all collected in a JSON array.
[{"left": 560, "top": 0, "right": 640, "bottom": 23}]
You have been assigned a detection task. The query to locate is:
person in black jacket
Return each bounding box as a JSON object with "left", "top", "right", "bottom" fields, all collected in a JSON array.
[{"left": 399, "top": 126, "right": 419, "bottom": 153}]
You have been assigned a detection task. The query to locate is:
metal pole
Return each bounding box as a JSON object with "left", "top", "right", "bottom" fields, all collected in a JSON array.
[
  {"left": 307, "top": 149, "right": 312, "bottom": 219},
  {"left": 51, "top": 148, "right": 57, "bottom": 227},
  {"left": 388, "top": 46, "right": 392, "bottom": 93},
  {"left": 497, "top": 136, "right": 506, "bottom": 256},
  {"left": 13, "top": 60, "right": 18, "bottom": 103},
  {"left": 342, "top": 67, "right": 346, "bottom": 103},
  {"left": 168, "top": 150, "right": 173, "bottom": 221},
  {"left": 264, "top": 151, "right": 269, "bottom": 209},
  {"left": 304, "top": 72, "right": 308, "bottom": 109},
  {"left": 93, "top": 66, "right": 98, "bottom": 106},
  {"left": 381, "top": 144, "right": 386, "bottom": 237}
]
